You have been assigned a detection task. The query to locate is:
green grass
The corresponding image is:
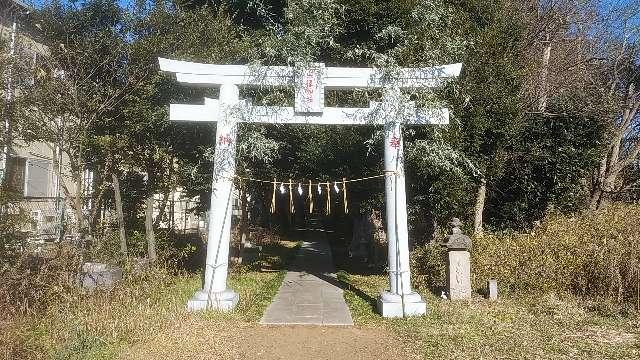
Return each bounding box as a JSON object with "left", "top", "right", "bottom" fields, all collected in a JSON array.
[
  {"left": 204, "top": 240, "right": 299, "bottom": 322},
  {"left": 338, "top": 272, "right": 640, "bottom": 359}
]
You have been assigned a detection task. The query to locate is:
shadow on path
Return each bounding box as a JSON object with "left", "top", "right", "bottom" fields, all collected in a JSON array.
[
  {"left": 288, "top": 229, "right": 378, "bottom": 312},
  {"left": 260, "top": 228, "right": 354, "bottom": 325}
]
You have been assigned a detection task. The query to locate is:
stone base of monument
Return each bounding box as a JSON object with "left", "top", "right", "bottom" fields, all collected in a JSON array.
[
  {"left": 187, "top": 289, "right": 239, "bottom": 312},
  {"left": 377, "top": 291, "right": 427, "bottom": 318},
  {"left": 446, "top": 250, "right": 472, "bottom": 300}
]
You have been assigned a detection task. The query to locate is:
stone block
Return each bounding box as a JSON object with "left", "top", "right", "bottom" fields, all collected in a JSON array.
[
  {"left": 79, "top": 262, "right": 123, "bottom": 290},
  {"left": 487, "top": 279, "right": 498, "bottom": 300},
  {"left": 447, "top": 250, "right": 471, "bottom": 300}
]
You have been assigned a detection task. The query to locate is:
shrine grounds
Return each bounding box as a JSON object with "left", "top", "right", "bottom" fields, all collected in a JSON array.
[{"left": 2, "top": 205, "right": 640, "bottom": 359}]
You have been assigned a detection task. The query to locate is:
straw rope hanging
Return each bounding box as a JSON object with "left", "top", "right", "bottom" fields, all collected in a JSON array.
[
  {"left": 342, "top": 177, "right": 348, "bottom": 214},
  {"left": 252, "top": 173, "right": 390, "bottom": 216},
  {"left": 326, "top": 182, "right": 331, "bottom": 215},
  {"left": 270, "top": 177, "right": 277, "bottom": 214},
  {"left": 289, "top": 178, "right": 294, "bottom": 214},
  {"left": 234, "top": 173, "right": 388, "bottom": 185},
  {"left": 308, "top": 180, "right": 313, "bottom": 213}
]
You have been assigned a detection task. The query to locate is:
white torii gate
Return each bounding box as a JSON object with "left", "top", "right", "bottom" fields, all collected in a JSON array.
[{"left": 159, "top": 58, "right": 462, "bottom": 318}]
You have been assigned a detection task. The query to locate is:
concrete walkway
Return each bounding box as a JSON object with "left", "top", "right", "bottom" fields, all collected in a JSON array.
[{"left": 260, "top": 228, "right": 354, "bottom": 326}]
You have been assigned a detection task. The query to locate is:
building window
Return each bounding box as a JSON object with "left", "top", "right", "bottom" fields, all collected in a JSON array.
[
  {"left": 5, "top": 156, "right": 26, "bottom": 194},
  {"left": 25, "top": 158, "right": 51, "bottom": 197},
  {"left": 5, "top": 156, "right": 52, "bottom": 197}
]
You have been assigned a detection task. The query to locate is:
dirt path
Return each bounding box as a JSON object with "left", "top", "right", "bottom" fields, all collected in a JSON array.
[{"left": 121, "top": 319, "right": 420, "bottom": 360}]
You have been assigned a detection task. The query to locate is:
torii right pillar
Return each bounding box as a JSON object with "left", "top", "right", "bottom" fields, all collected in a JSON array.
[{"left": 378, "top": 89, "right": 427, "bottom": 318}]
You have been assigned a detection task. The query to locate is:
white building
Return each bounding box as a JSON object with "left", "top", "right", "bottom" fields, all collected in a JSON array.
[
  {"left": 152, "top": 188, "right": 207, "bottom": 234},
  {"left": 0, "top": 0, "right": 78, "bottom": 241}
]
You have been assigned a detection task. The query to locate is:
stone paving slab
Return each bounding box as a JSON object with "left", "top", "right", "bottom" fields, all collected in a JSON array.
[{"left": 260, "top": 229, "right": 353, "bottom": 326}]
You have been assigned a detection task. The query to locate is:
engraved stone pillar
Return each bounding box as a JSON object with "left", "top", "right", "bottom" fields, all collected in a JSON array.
[{"left": 442, "top": 218, "right": 472, "bottom": 300}]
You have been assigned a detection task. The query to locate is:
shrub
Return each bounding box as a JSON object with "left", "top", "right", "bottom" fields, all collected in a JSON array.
[
  {"left": 155, "top": 230, "right": 203, "bottom": 272},
  {"left": 87, "top": 228, "right": 202, "bottom": 272},
  {"left": 0, "top": 188, "right": 30, "bottom": 264},
  {"left": 0, "top": 244, "right": 82, "bottom": 318},
  {"left": 472, "top": 204, "right": 640, "bottom": 308},
  {"left": 411, "top": 242, "right": 447, "bottom": 293}
]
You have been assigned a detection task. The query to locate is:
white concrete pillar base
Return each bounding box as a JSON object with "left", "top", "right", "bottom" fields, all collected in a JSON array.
[
  {"left": 187, "top": 289, "right": 239, "bottom": 312},
  {"left": 377, "top": 291, "right": 427, "bottom": 318}
]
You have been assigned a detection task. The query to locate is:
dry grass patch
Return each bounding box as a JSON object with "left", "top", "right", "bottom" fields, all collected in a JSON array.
[
  {"left": 339, "top": 271, "right": 640, "bottom": 360},
  {"left": 1, "top": 239, "right": 299, "bottom": 360},
  {"left": 565, "top": 326, "right": 637, "bottom": 346}
]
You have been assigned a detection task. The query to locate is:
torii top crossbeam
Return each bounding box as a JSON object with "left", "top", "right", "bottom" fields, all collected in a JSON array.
[{"left": 159, "top": 58, "right": 462, "bottom": 89}]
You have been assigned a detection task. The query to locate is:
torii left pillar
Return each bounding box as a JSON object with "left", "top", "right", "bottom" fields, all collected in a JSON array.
[{"left": 187, "top": 83, "right": 240, "bottom": 311}]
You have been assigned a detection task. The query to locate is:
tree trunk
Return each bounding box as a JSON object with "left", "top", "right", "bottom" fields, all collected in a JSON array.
[
  {"left": 72, "top": 167, "right": 85, "bottom": 237},
  {"left": 169, "top": 188, "right": 175, "bottom": 230},
  {"left": 589, "top": 187, "right": 603, "bottom": 211},
  {"left": 590, "top": 156, "right": 621, "bottom": 211},
  {"left": 112, "top": 173, "right": 127, "bottom": 255},
  {"left": 474, "top": 178, "right": 487, "bottom": 236},
  {"left": 538, "top": 35, "right": 552, "bottom": 113},
  {"left": 590, "top": 84, "right": 640, "bottom": 210},
  {"left": 153, "top": 191, "right": 169, "bottom": 228},
  {"left": 154, "top": 157, "right": 173, "bottom": 229},
  {"left": 89, "top": 160, "right": 113, "bottom": 230},
  {"left": 145, "top": 195, "right": 157, "bottom": 262},
  {"left": 239, "top": 185, "right": 249, "bottom": 246}
]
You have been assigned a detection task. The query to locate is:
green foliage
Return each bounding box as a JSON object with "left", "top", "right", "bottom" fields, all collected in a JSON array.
[
  {"left": 473, "top": 204, "right": 640, "bottom": 310},
  {"left": 487, "top": 111, "right": 607, "bottom": 227},
  {"left": 410, "top": 242, "right": 447, "bottom": 292},
  {"left": 19, "top": 0, "right": 622, "bottom": 241},
  {"left": 0, "top": 188, "right": 29, "bottom": 263},
  {"left": 272, "top": 0, "right": 341, "bottom": 63}
]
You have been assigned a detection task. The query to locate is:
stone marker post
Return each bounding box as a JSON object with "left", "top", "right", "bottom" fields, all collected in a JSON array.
[
  {"left": 442, "top": 218, "right": 472, "bottom": 300},
  {"left": 487, "top": 279, "right": 498, "bottom": 300}
]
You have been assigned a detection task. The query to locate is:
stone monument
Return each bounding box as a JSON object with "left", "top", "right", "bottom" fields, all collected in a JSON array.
[{"left": 442, "top": 218, "right": 472, "bottom": 300}]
